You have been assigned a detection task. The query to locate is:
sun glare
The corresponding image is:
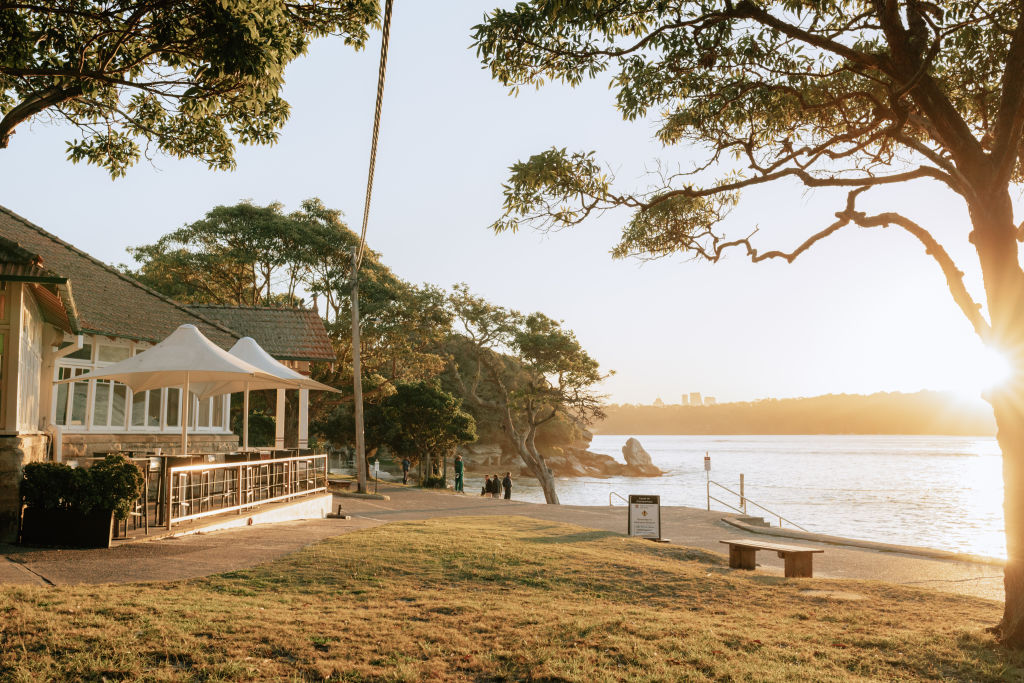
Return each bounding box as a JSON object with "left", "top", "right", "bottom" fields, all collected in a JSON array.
[{"left": 954, "top": 343, "right": 1014, "bottom": 398}]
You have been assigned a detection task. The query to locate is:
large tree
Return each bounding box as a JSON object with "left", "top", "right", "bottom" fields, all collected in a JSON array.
[
  {"left": 448, "top": 285, "right": 606, "bottom": 504},
  {"left": 379, "top": 381, "right": 477, "bottom": 484},
  {"left": 473, "top": 0, "right": 1024, "bottom": 643},
  {"left": 0, "top": 0, "right": 377, "bottom": 176}
]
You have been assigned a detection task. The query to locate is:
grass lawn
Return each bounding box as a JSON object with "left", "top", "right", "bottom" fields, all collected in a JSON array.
[{"left": 1, "top": 516, "right": 1021, "bottom": 681}]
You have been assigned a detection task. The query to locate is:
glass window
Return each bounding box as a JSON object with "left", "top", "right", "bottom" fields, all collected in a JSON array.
[
  {"left": 111, "top": 384, "right": 127, "bottom": 428},
  {"left": 93, "top": 381, "right": 110, "bottom": 426},
  {"left": 147, "top": 390, "right": 162, "bottom": 427},
  {"left": 212, "top": 395, "right": 224, "bottom": 429},
  {"left": 166, "top": 388, "right": 180, "bottom": 428},
  {"left": 97, "top": 345, "right": 130, "bottom": 363},
  {"left": 197, "top": 396, "right": 211, "bottom": 428},
  {"left": 55, "top": 366, "right": 88, "bottom": 426},
  {"left": 62, "top": 342, "right": 93, "bottom": 361},
  {"left": 70, "top": 380, "right": 88, "bottom": 425},
  {"left": 55, "top": 366, "right": 70, "bottom": 426},
  {"left": 131, "top": 390, "right": 145, "bottom": 427}
]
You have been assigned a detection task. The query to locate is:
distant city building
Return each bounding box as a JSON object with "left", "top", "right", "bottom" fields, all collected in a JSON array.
[
  {"left": 653, "top": 397, "right": 665, "bottom": 407},
  {"left": 704, "top": 396, "right": 717, "bottom": 406},
  {"left": 680, "top": 394, "right": 689, "bottom": 406},
  {"left": 689, "top": 392, "right": 702, "bottom": 405}
]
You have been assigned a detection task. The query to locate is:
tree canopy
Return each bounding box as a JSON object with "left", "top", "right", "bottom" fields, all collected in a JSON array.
[
  {"left": 448, "top": 284, "right": 607, "bottom": 504},
  {"left": 0, "top": 0, "right": 378, "bottom": 176},
  {"left": 473, "top": 0, "right": 1024, "bottom": 646}
]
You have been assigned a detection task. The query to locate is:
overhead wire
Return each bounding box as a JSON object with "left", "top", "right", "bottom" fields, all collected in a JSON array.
[{"left": 355, "top": 0, "right": 395, "bottom": 272}]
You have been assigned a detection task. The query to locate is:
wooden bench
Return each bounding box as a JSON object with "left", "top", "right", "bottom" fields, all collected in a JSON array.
[{"left": 720, "top": 539, "right": 824, "bottom": 578}]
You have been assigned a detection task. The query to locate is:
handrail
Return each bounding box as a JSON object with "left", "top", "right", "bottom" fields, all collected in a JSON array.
[
  {"left": 167, "top": 453, "right": 328, "bottom": 528},
  {"left": 708, "top": 494, "right": 745, "bottom": 516},
  {"left": 708, "top": 480, "right": 807, "bottom": 532},
  {"left": 609, "top": 491, "right": 629, "bottom": 506}
]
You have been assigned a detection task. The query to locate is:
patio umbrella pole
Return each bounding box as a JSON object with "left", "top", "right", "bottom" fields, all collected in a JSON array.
[
  {"left": 181, "top": 372, "right": 190, "bottom": 455},
  {"left": 243, "top": 384, "right": 250, "bottom": 450}
]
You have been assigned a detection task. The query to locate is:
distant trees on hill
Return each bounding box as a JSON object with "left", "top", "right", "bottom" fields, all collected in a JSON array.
[{"left": 594, "top": 392, "right": 996, "bottom": 436}]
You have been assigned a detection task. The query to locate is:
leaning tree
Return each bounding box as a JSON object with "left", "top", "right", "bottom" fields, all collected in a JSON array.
[
  {"left": 474, "top": 0, "right": 1024, "bottom": 644},
  {"left": 0, "top": 0, "right": 377, "bottom": 176},
  {"left": 448, "top": 285, "right": 606, "bottom": 504}
]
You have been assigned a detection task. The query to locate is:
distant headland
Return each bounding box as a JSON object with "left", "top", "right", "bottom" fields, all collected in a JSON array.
[{"left": 592, "top": 391, "right": 996, "bottom": 436}]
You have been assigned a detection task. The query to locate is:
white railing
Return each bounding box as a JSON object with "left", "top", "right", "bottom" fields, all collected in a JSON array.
[
  {"left": 706, "top": 479, "right": 807, "bottom": 531},
  {"left": 166, "top": 454, "right": 328, "bottom": 527},
  {"left": 609, "top": 491, "right": 629, "bottom": 506}
]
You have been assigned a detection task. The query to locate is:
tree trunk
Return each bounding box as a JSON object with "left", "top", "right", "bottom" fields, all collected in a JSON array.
[
  {"left": 522, "top": 426, "right": 560, "bottom": 504},
  {"left": 968, "top": 189, "right": 1024, "bottom": 645},
  {"left": 990, "top": 386, "right": 1024, "bottom": 645}
]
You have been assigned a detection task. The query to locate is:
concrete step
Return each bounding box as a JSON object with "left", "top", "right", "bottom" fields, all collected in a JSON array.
[{"left": 735, "top": 515, "right": 771, "bottom": 527}]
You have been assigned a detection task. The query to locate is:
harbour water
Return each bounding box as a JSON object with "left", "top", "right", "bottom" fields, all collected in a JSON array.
[{"left": 486, "top": 434, "right": 1006, "bottom": 559}]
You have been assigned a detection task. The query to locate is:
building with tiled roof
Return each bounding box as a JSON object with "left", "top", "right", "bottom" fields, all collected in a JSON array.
[
  {"left": 0, "top": 206, "right": 337, "bottom": 541},
  {"left": 0, "top": 206, "right": 238, "bottom": 347},
  {"left": 189, "top": 306, "right": 335, "bottom": 363}
]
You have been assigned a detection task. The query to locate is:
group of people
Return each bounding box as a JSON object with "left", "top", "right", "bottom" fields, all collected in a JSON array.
[
  {"left": 398, "top": 454, "right": 510, "bottom": 499},
  {"left": 482, "top": 472, "right": 512, "bottom": 500}
]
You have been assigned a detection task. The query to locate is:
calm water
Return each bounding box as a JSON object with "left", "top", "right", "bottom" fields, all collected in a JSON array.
[{"left": 479, "top": 435, "right": 1005, "bottom": 559}]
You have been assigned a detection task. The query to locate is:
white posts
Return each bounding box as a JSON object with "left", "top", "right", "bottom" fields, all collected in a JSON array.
[
  {"left": 298, "top": 389, "right": 308, "bottom": 450},
  {"left": 242, "top": 386, "right": 250, "bottom": 450},
  {"left": 275, "top": 388, "right": 286, "bottom": 449},
  {"left": 180, "top": 373, "right": 189, "bottom": 455}
]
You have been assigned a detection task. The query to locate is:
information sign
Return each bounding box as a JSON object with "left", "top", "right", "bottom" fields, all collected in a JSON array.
[
  {"left": 704, "top": 455, "right": 711, "bottom": 472},
  {"left": 628, "top": 494, "right": 661, "bottom": 539}
]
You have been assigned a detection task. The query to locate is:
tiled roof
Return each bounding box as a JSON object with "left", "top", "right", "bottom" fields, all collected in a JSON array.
[
  {"left": 0, "top": 235, "right": 66, "bottom": 284},
  {"left": 190, "top": 306, "right": 336, "bottom": 362},
  {"left": 0, "top": 206, "right": 239, "bottom": 348}
]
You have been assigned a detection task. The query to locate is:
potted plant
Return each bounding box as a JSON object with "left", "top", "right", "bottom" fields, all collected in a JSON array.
[{"left": 19, "top": 454, "right": 143, "bottom": 548}]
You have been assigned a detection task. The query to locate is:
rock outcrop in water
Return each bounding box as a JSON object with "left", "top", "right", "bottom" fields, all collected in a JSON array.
[
  {"left": 621, "top": 438, "right": 661, "bottom": 476},
  {"left": 458, "top": 432, "right": 663, "bottom": 478}
]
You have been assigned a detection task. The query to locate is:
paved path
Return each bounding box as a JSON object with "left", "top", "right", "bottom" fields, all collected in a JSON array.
[{"left": 0, "top": 483, "right": 1006, "bottom": 602}]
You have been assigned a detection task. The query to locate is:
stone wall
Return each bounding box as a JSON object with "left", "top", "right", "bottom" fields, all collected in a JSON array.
[
  {"left": 0, "top": 434, "right": 48, "bottom": 543},
  {"left": 61, "top": 433, "right": 239, "bottom": 459}
]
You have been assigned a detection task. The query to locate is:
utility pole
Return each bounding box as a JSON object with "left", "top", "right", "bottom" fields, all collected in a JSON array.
[{"left": 351, "top": 248, "right": 367, "bottom": 493}]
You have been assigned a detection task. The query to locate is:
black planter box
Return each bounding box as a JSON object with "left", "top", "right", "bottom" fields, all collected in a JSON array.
[{"left": 19, "top": 507, "right": 115, "bottom": 548}]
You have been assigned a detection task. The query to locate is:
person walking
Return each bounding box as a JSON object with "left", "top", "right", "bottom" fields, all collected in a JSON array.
[
  {"left": 401, "top": 457, "right": 411, "bottom": 485},
  {"left": 454, "top": 454, "right": 465, "bottom": 493},
  {"left": 502, "top": 472, "right": 512, "bottom": 500}
]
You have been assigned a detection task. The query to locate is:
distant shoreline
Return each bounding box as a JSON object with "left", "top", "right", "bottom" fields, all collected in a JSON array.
[
  {"left": 591, "top": 431, "right": 998, "bottom": 437},
  {"left": 594, "top": 391, "right": 996, "bottom": 437}
]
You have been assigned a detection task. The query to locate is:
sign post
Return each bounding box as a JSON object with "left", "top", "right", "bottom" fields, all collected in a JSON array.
[
  {"left": 628, "top": 494, "right": 665, "bottom": 542},
  {"left": 704, "top": 453, "right": 711, "bottom": 511},
  {"left": 372, "top": 459, "right": 379, "bottom": 494}
]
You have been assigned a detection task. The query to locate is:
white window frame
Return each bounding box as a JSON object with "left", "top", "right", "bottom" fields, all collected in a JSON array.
[{"left": 52, "top": 334, "right": 232, "bottom": 435}]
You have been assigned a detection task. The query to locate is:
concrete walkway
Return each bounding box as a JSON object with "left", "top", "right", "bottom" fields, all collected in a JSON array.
[{"left": 0, "top": 483, "right": 1006, "bottom": 602}]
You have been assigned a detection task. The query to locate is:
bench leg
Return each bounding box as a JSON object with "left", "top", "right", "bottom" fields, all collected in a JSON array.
[
  {"left": 729, "top": 546, "right": 757, "bottom": 570},
  {"left": 780, "top": 551, "right": 813, "bottom": 578}
]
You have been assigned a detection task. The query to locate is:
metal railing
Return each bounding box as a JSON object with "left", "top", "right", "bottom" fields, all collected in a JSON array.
[
  {"left": 609, "top": 491, "right": 629, "bottom": 506},
  {"left": 707, "top": 480, "right": 807, "bottom": 532},
  {"left": 167, "top": 454, "right": 328, "bottom": 527}
]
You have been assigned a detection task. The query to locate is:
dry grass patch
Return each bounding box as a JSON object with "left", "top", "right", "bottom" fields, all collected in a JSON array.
[{"left": 0, "top": 515, "right": 1021, "bottom": 681}]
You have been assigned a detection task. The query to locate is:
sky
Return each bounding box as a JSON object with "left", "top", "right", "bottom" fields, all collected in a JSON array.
[{"left": 2, "top": 2, "right": 1015, "bottom": 405}]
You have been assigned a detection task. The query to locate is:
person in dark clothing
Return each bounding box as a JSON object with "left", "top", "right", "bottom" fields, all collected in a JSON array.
[
  {"left": 401, "top": 457, "right": 411, "bottom": 485},
  {"left": 454, "top": 454, "right": 465, "bottom": 493},
  {"left": 481, "top": 475, "right": 491, "bottom": 496},
  {"left": 490, "top": 474, "right": 501, "bottom": 498},
  {"left": 502, "top": 472, "right": 512, "bottom": 500}
]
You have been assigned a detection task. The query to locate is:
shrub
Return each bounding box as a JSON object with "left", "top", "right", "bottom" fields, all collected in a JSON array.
[
  {"left": 20, "top": 463, "right": 77, "bottom": 512},
  {"left": 421, "top": 475, "right": 447, "bottom": 489},
  {"left": 21, "top": 455, "right": 143, "bottom": 521},
  {"left": 87, "top": 455, "right": 144, "bottom": 520}
]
